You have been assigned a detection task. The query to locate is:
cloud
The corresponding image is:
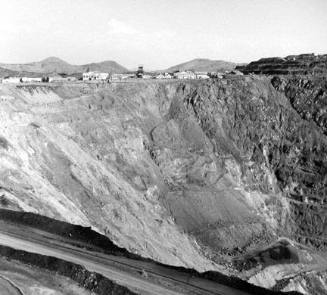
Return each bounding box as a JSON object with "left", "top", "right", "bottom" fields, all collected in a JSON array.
[
  {"left": 106, "top": 18, "right": 175, "bottom": 48},
  {"left": 81, "top": 18, "right": 177, "bottom": 68},
  {"left": 107, "top": 18, "right": 139, "bottom": 35}
]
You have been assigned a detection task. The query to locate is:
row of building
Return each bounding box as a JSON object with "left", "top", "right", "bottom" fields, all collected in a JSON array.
[
  {"left": 2, "top": 77, "right": 43, "bottom": 84},
  {"left": 1, "top": 76, "right": 78, "bottom": 84},
  {"left": 82, "top": 70, "right": 212, "bottom": 81},
  {"left": 1, "top": 67, "right": 238, "bottom": 84}
]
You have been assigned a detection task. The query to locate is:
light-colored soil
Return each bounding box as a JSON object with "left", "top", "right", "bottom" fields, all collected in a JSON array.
[
  {"left": 0, "top": 256, "right": 92, "bottom": 295},
  {"left": 0, "top": 79, "right": 325, "bottom": 294},
  {"left": 0, "top": 82, "right": 220, "bottom": 272}
]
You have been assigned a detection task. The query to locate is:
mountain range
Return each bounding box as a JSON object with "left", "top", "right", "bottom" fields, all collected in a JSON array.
[
  {"left": 0, "top": 57, "right": 128, "bottom": 76},
  {"left": 0, "top": 57, "right": 243, "bottom": 77}
]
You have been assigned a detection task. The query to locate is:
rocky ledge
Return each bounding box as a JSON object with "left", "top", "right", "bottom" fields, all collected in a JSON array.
[{"left": 237, "top": 53, "right": 327, "bottom": 75}]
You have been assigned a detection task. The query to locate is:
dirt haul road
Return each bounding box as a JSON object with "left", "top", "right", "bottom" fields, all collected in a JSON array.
[
  {"left": 0, "top": 223, "right": 251, "bottom": 295},
  {"left": 0, "top": 275, "right": 23, "bottom": 295}
]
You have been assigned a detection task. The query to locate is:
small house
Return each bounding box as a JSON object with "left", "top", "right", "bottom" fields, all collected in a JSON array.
[
  {"left": 2, "top": 77, "right": 21, "bottom": 84},
  {"left": 21, "top": 77, "right": 42, "bottom": 83},
  {"left": 110, "top": 73, "right": 134, "bottom": 81},
  {"left": 195, "top": 72, "right": 210, "bottom": 79},
  {"left": 174, "top": 71, "right": 196, "bottom": 80},
  {"left": 83, "top": 71, "right": 109, "bottom": 81},
  {"left": 142, "top": 74, "right": 152, "bottom": 79},
  {"left": 156, "top": 73, "right": 172, "bottom": 79}
]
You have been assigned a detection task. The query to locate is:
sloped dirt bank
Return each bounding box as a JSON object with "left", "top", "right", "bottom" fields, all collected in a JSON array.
[
  {"left": 0, "top": 256, "right": 95, "bottom": 295},
  {"left": 0, "top": 209, "right": 300, "bottom": 295},
  {"left": 0, "top": 244, "right": 137, "bottom": 295},
  {"left": 0, "top": 208, "right": 138, "bottom": 259}
]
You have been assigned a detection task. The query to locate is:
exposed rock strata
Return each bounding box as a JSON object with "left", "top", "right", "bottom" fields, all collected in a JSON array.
[
  {"left": 0, "top": 78, "right": 326, "bottom": 293},
  {"left": 238, "top": 54, "right": 327, "bottom": 75},
  {"left": 271, "top": 75, "right": 327, "bottom": 250}
]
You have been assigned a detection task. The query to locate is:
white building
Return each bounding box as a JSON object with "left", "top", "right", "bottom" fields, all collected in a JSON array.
[
  {"left": 174, "top": 71, "right": 196, "bottom": 80},
  {"left": 110, "top": 73, "right": 134, "bottom": 81},
  {"left": 21, "top": 77, "right": 42, "bottom": 83},
  {"left": 142, "top": 74, "right": 152, "bottom": 79},
  {"left": 195, "top": 72, "right": 210, "bottom": 79},
  {"left": 2, "top": 77, "right": 21, "bottom": 84},
  {"left": 83, "top": 71, "right": 109, "bottom": 81},
  {"left": 156, "top": 73, "right": 172, "bottom": 79}
]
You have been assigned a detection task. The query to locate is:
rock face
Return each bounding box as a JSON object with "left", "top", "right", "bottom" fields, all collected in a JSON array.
[
  {"left": 0, "top": 78, "right": 326, "bottom": 292},
  {"left": 238, "top": 53, "right": 327, "bottom": 75},
  {"left": 0, "top": 82, "right": 221, "bottom": 272},
  {"left": 271, "top": 75, "right": 327, "bottom": 250}
]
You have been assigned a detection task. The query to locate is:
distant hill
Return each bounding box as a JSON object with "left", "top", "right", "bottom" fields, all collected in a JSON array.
[
  {"left": 0, "top": 67, "right": 19, "bottom": 78},
  {"left": 0, "top": 57, "right": 76, "bottom": 74},
  {"left": 0, "top": 66, "right": 43, "bottom": 78},
  {"left": 81, "top": 61, "right": 127, "bottom": 73},
  {"left": 0, "top": 57, "right": 128, "bottom": 75},
  {"left": 165, "top": 58, "right": 240, "bottom": 72}
]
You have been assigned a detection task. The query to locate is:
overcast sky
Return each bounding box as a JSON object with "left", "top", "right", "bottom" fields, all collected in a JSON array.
[{"left": 0, "top": 0, "right": 326, "bottom": 70}]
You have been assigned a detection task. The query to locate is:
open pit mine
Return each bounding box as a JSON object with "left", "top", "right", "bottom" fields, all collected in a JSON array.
[{"left": 0, "top": 68, "right": 326, "bottom": 294}]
